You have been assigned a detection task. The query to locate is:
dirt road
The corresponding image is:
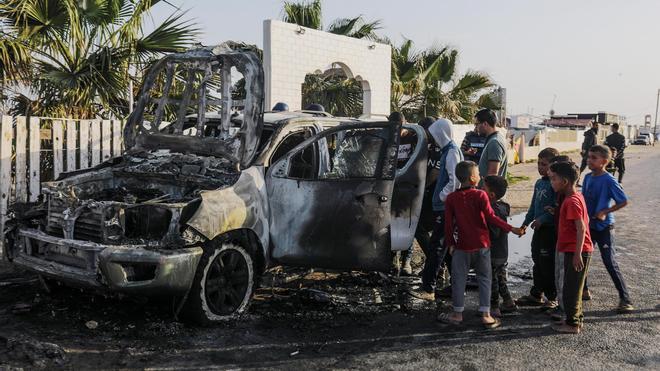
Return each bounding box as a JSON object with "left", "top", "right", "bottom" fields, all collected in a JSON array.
[{"left": 1, "top": 146, "right": 658, "bottom": 370}]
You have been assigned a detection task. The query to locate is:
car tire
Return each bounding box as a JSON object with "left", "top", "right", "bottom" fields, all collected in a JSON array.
[{"left": 182, "top": 241, "right": 255, "bottom": 325}]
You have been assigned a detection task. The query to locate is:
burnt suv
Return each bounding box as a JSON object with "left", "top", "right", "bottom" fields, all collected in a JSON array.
[{"left": 5, "top": 45, "right": 427, "bottom": 324}]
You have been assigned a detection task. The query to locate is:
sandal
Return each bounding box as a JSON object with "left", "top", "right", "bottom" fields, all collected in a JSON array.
[
  {"left": 482, "top": 318, "right": 501, "bottom": 329},
  {"left": 437, "top": 312, "right": 462, "bottom": 325}
]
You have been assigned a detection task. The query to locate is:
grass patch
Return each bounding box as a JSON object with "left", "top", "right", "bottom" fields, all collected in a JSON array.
[{"left": 506, "top": 173, "right": 530, "bottom": 186}]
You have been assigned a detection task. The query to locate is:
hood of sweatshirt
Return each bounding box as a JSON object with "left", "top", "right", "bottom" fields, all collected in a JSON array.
[{"left": 428, "top": 118, "right": 454, "bottom": 148}]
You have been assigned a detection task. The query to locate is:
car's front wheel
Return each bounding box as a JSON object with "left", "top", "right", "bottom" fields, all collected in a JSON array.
[{"left": 183, "top": 241, "right": 255, "bottom": 325}]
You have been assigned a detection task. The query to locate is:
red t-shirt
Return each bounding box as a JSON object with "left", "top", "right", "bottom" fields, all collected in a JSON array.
[
  {"left": 557, "top": 193, "right": 593, "bottom": 253},
  {"left": 444, "top": 187, "right": 513, "bottom": 252}
]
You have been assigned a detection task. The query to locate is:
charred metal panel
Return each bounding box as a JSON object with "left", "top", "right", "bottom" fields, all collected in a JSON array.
[
  {"left": 11, "top": 228, "right": 202, "bottom": 293},
  {"left": 267, "top": 178, "right": 394, "bottom": 271},
  {"left": 266, "top": 121, "right": 401, "bottom": 272},
  {"left": 124, "top": 44, "right": 264, "bottom": 169},
  {"left": 390, "top": 124, "right": 428, "bottom": 251},
  {"left": 186, "top": 166, "right": 269, "bottom": 255},
  {"left": 98, "top": 245, "right": 202, "bottom": 294}
]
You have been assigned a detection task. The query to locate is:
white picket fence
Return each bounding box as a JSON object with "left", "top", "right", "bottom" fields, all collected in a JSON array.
[{"left": 0, "top": 115, "right": 124, "bottom": 258}]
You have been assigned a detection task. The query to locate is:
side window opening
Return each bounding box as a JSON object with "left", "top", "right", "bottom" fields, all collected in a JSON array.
[
  {"left": 285, "top": 127, "right": 389, "bottom": 180},
  {"left": 270, "top": 129, "right": 314, "bottom": 165}
]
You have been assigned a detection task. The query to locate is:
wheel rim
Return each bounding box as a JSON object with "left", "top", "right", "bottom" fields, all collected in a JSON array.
[{"left": 204, "top": 248, "right": 250, "bottom": 315}]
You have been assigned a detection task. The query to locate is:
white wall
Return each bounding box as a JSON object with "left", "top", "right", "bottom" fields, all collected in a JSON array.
[{"left": 263, "top": 20, "right": 391, "bottom": 116}]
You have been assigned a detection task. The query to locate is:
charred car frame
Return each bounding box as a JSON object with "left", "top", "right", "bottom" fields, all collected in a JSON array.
[{"left": 5, "top": 45, "right": 428, "bottom": 324}]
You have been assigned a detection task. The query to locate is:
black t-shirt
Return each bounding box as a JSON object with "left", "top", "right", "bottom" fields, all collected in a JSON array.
[
  {"left": 489, "top": 200, "right": 510, "bottom": 261},
  {"left": 426, "top": 144, "right": 443, "bottom": 190},
  {"left": 461, "top": 130, "right": 487, "bottom": 163},
  {"left": 397, "top": 130, "right": 417, "bottom": 169},
  {"left": 605, "top": 132, "right": 626, "bottom": 159}
]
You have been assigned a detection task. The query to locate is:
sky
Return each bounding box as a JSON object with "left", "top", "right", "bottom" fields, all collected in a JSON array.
[{"left": 150, "top": 0, "right": 660, "bottom": 123}]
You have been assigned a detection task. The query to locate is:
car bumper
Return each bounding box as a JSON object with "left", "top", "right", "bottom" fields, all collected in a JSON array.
[{"left": 11, "top": 228, "right": 203, "bottom": 295}]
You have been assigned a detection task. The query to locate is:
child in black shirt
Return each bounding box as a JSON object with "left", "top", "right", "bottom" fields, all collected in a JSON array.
[{"left": 483, "top": 175, "right": 517, "bottom": 317}]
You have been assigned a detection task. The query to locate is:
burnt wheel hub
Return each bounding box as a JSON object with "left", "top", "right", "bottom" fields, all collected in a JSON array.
[{"left": 205, "top": 249, "right": 249, "bottom": 315}]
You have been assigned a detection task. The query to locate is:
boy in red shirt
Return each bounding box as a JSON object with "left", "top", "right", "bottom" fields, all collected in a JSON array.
[
  {"left": 548, "top": 161, "right": 594, "bottom": 334},
  {"left": 437, "top": 161, "right": 524, "bottom": 328}
]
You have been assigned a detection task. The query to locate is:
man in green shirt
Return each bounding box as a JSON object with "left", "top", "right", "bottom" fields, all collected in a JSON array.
[{"left": 475, "top": 108, "right": 508, "bottom": 181}]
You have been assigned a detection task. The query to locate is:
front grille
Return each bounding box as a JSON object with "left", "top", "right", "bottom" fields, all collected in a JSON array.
[
  {"left": 46, "top": 198, "right": 66, "bottom": 237},
  {"left": 74, "top": 212, "right": 103, "bottom": 242},
  {"left": 46, "top": 197, "right": 104, "bottom": 242}
]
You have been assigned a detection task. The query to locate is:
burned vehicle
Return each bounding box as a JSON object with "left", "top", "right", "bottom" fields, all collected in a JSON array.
[{"left": 5, "top": 45, "right": 428, "bottom": 324}]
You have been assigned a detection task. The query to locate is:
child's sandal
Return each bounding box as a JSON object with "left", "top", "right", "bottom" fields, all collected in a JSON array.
[
  {"left": 483, "top": 318, "right": 501, "bottom": 329},
  {"left": 437, "top": 312, "right": 462, "bottom": 325}
]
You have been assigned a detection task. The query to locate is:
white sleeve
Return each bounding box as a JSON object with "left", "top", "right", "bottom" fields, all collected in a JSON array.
[{"left": 439, "top": 148, "right": 461, "bottom": 202}]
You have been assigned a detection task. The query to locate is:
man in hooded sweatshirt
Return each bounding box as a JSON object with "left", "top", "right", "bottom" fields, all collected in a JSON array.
[{"left": 410, "top": 118, "right": 464, "bottom": 301}]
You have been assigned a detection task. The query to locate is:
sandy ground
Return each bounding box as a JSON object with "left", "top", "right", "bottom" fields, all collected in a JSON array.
[{"left": 0, "top": 145, "right": 658, "bottom": 370}]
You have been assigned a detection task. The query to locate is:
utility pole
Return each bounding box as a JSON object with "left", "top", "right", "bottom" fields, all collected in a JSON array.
[{"left": 655, "top": 88, "right": 659, "bottom": 141}]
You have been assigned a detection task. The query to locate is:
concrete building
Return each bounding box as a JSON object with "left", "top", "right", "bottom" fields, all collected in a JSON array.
[{"left": 263, "top": 20, "right": 391, "bottom": 116}]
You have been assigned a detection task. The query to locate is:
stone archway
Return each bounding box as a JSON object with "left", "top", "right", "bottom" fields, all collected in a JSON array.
[
  {"left": 263, "top": 20, "right": 390, "bottom": 116},
  {"left": 299, "top": 62, "right": 370, "bottom": 117}
]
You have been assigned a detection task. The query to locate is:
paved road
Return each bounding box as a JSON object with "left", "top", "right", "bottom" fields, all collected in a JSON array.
[{"left": 1, "top": 147, "right": 659, "bottom": 370}]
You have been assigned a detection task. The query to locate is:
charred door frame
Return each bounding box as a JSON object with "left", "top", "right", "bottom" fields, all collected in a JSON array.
[
  {"left": 265, "top": 122, "right": 401, "bottom": 271},
  {"left": 390, "top": 124, "right": 429, "bottom": 251},
  {"left": 124, "top": 47, "right": 264, "bottom": 169}
]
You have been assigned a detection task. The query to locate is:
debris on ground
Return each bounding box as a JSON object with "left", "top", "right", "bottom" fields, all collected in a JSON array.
[
  {"left": 85, "top": 320, "right": 98, "bottom": 330},
  {"left": 11, "top": 303, "right": 32, "bottom": 315},
  {"left": 0, "top": 335, "right": 67, "bottom": 369}
]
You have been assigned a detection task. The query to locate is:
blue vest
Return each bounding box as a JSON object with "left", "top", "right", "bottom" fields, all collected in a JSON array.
[{"left": 432, "top": 141, "right": 461, "bottom": 211}]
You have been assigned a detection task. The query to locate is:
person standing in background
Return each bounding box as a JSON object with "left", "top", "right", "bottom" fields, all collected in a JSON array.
[
  {"left": 475, "top": 109, "right": 508, "bottom": 181},
  {"left": 579, "top": 121, "right": 599, "bottom": 175},
  {"left": 604, "top": 123, "right": 626, "bottom": 184},
  {"left": 461, "top": 121, "right": 486, "bottom": 163}
]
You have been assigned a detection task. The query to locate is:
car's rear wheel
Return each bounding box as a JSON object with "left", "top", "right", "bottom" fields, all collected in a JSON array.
[{"left": 182, "top": 241, "right": 255, "bottom": 325}]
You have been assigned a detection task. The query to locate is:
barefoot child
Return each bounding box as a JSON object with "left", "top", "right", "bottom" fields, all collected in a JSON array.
[
  {"left": 437, "top": 161, "right": 524, "bottom": 328},
  {"left": 548, "top": 161, "right": 593, "bottom": 334}
]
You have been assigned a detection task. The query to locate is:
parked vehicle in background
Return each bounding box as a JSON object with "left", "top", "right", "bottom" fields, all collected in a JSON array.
[{"left": 633, "top": 133, "right": 652, "bottom": 145}]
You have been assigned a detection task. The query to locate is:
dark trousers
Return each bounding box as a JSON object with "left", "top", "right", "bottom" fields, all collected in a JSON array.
[
  {"left": 563, "top": 252, "right": 591, "bottom": 327},
  {"left": 421, "top": 211, "right": 446, "bottom": 292},
  {"left": 491, "top": 260, "right": 512, "bottom": 306},
  {"left": 584, "top": 227, "right": 631, "bottom": 303},
  {"left": 580, "top": 155, "right": 588, "bottom": 174},
  {"left": 614, "top": 158, "right": 625, "bottom": 183},
  {"left": 530, "top": 225, "right": 557, "bottom": 301},
  {"left": 402, "top": 191, "right": 436, "bottom": 265},
  {"left": 401, "top": 217, "right": 432, "bottom": 265}
]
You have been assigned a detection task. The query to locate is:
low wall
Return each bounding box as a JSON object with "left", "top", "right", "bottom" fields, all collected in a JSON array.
[{"left": 518, "top": 141, "right": 581, "bottom": 163}]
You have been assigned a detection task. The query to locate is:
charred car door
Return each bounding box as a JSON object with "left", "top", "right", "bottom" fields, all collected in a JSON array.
[
  {"left": 391, "top": 124, "right": 428, "bottom": 251},
  {"left": 266, "top": 122, "right": 401, "bottom": 272}
]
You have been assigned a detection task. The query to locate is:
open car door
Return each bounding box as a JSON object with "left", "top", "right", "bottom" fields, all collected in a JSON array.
[
  {"left": 266, "top": 122, "right": 401, "bottom": 272},
  {"left": 391, "top": 124, "right": 428, "bottom": 251}
]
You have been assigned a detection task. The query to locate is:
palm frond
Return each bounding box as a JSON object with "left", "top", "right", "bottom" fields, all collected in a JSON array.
[
  {"left": 327, "top": 16, "right": 382, "bottom": 40},
  {"left": 0, "top": 37, "right": 32, "bottom": 81},
  {"left": 282, "top": 0, "right": 322, "bottom": 29},
  {"left": 451, "top": 71, "right": 494, "bottom": 97},
  {"left": 136, "top": 12, "right": 199, "bottom": 54}
]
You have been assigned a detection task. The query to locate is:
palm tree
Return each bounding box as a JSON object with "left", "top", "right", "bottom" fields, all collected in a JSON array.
[
  {"left": 282, "top": 0, "right": 382, "bottom": 39},
  {"left": 391, "top": 39, "right": 498, "bottom": 123},
  {"left": 326, "top": 16, "right": 382, "bottom": 41},
  {"left": 282, "top": 0, "right": 323, "bottom": 30},
  {"left": 0, "top": 0, "right": 198, "bottom": 118},
  {"left": 302, "top": 69, "right": 363, "bottom": 117}
]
